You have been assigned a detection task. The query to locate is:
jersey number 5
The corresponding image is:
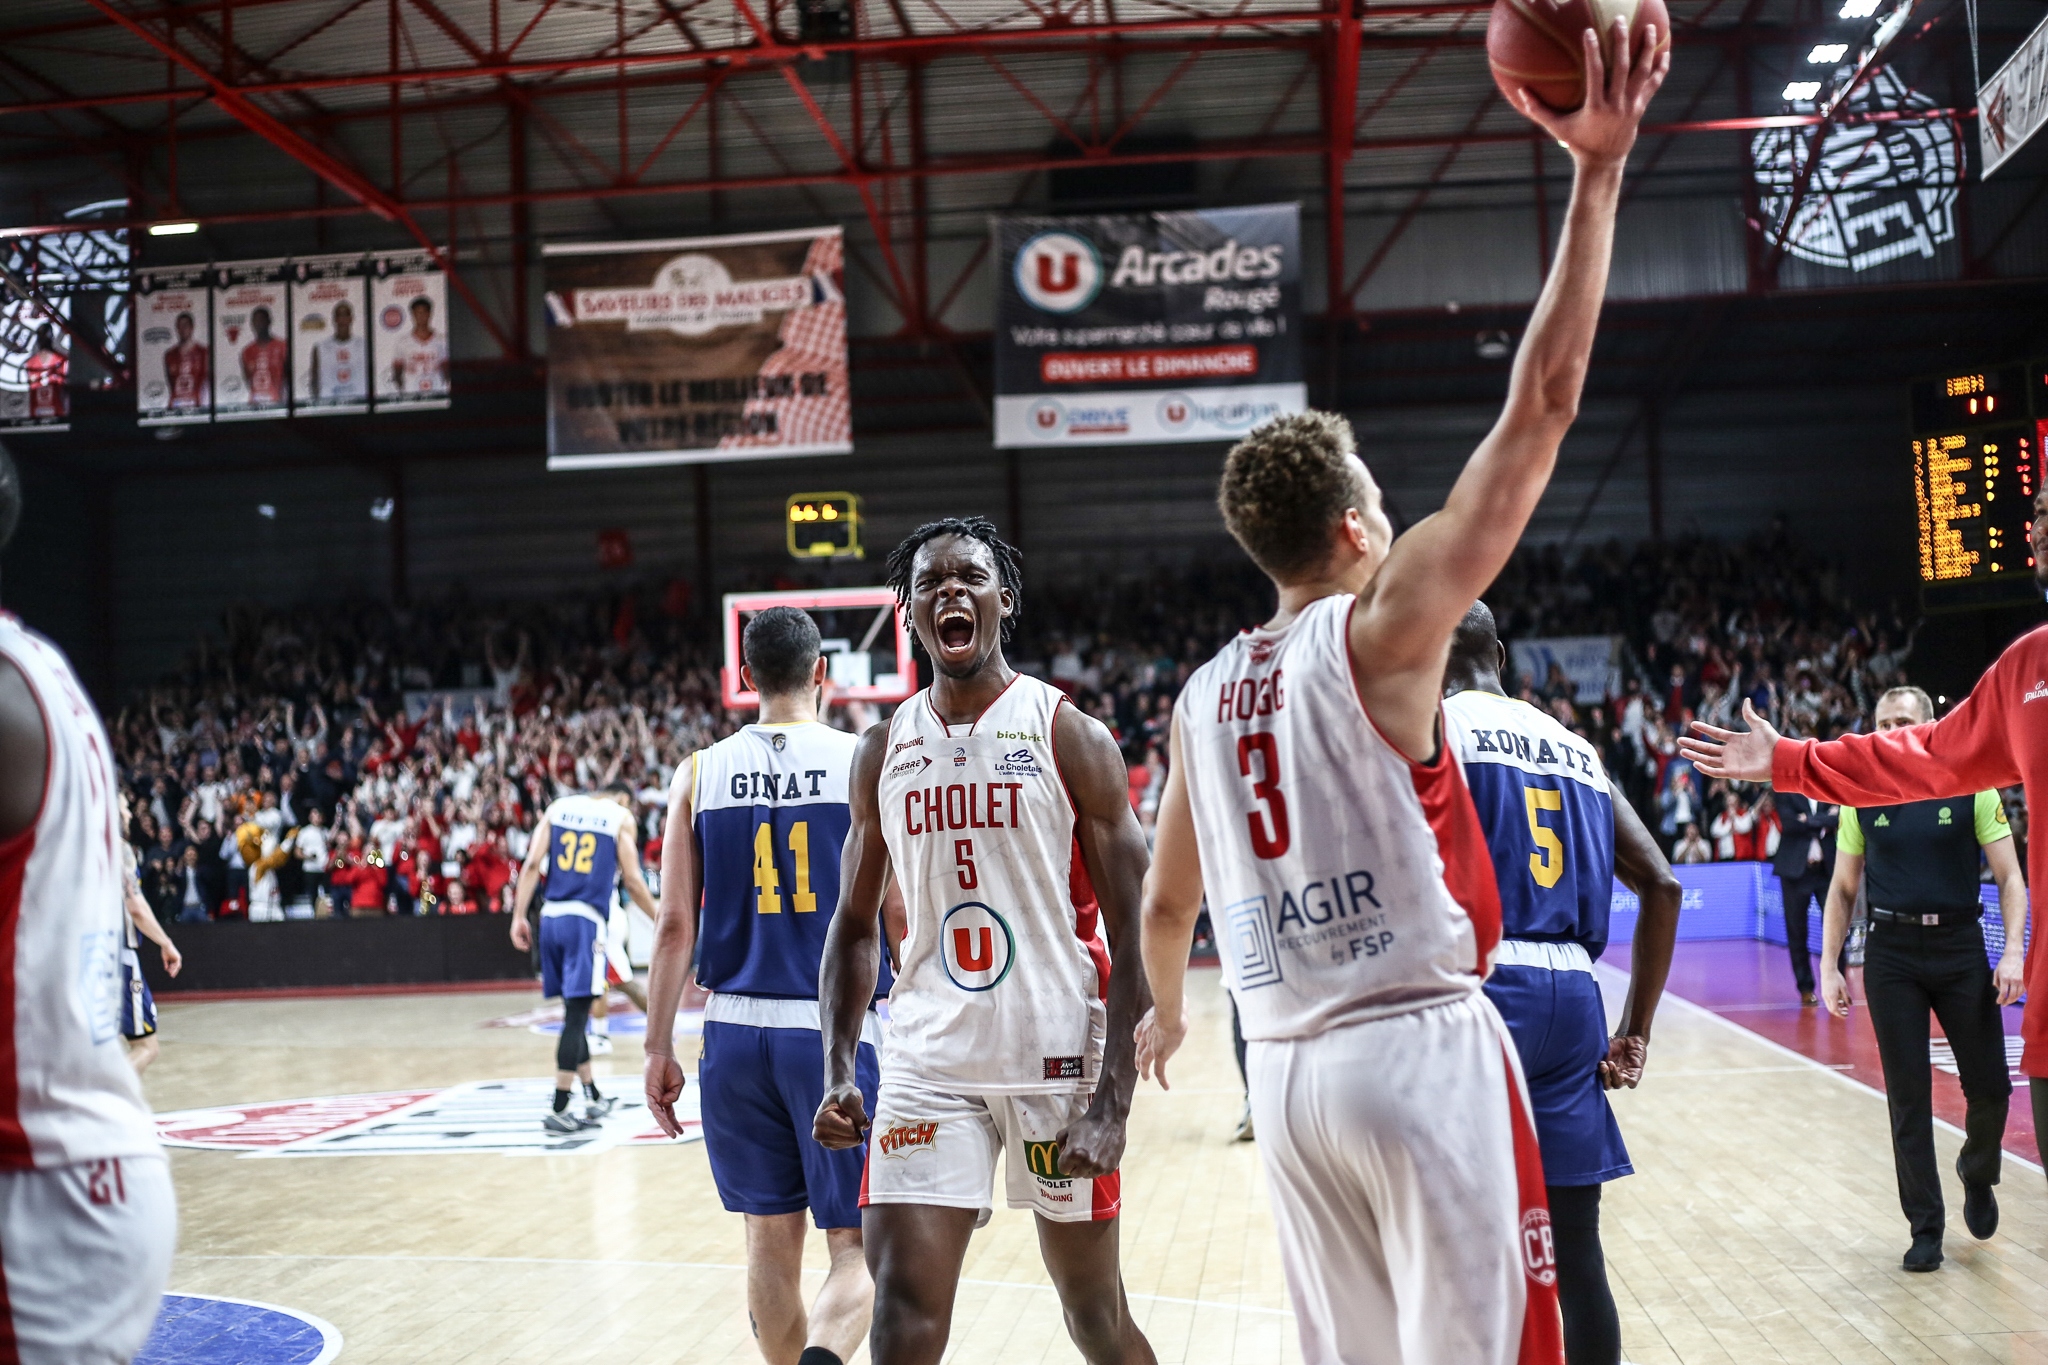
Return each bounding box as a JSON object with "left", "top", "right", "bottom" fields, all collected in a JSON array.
[
  {"left": 754, "top": 821, "right": 820, "bottom": 914},
  {"left": 1237, "top": 733, "right": 1291, "bottom": 860},
  {"left": 1524, "top": 788, "right": 1564, "bottom": 889}
]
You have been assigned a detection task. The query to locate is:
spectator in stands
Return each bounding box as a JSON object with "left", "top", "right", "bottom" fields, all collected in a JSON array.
[{"left": 1673, "top": 823, "right": 1712, "bottom": 864}]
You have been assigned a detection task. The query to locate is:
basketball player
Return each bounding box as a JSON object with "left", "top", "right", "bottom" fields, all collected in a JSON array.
[
  {"left": 165, "top": 310, "right": 208, "bottom": 412},
  {"left": 510, "top": 781, "right": 659, "bottom": 1133},
  {"left": 310, "top": 300, "right": 367, "bottom": 402},
  {"left": 647, "top": 607, "right": 898, "bottom": 1365},
  {"left": 118, "top": 798, "right": 184, "bottom": 1076},
  {"left": 1443, "top": 603, "right": 1680, "bottom": 1365},
  {"left": 587, "top": 883, "right": 650, "bottom": 1056},
  {"left": 815, "top": 517, "right": 1157, "bottom": 1365},
  {"left": 25, "top": 323, "right": 67, "bottom": 421},
  {"left": 390, "top": 295, "right": 448, "bottom": 398},
  {"left": 241, "top": 305, "right": 288, "bottom": 409},
  {"left": 0, "top": 443, "right": 177, "bottom": 1362},
  {"left": 1132, "top": 25, "right": 1667, "bottom": 1363}
]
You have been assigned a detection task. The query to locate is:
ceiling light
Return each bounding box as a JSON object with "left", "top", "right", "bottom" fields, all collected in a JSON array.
[
  {"left": 1808, "top": 43, "right": 1848, "bottom": 62},
  {"left": 1839, "top": 0, "right": 1880, "bottom": 16},
  {"left": 148, "top": 220, "right": 199, "bottom": 236},
  {"left": 1784, "top": 81, "right": 1823, "bottom": 100}
]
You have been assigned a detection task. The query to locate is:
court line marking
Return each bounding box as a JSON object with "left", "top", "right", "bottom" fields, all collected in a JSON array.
[
  {"left": 1596, "top": 962, "right": 2046, "bottom": 1175},
  {"left": 153, "top": 1292, "right": 344, "bottom": 1365},
  {"left": 175, "top": 1254, "right": 1298, "bottom": 1318}
]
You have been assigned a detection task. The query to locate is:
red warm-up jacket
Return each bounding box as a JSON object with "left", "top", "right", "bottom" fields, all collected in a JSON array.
[{"left": 1773, "top": 623, "right": 2045, "bottom": 1072}]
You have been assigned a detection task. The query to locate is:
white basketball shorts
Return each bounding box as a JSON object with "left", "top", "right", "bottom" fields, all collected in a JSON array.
[
  {"left": 1, "top": 1155, "right": 177, "bottom": 1365},
  {"left": 860, "top": 1081, "right": 1121, "bottom": 1224},
  {"left": 1248, "top": 990, "right": 1563, "bottom": 1365}
]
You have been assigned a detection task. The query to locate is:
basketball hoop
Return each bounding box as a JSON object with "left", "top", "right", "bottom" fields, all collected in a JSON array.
[{"left": 721, "top": 586, "right": 917, "bottom": 710}]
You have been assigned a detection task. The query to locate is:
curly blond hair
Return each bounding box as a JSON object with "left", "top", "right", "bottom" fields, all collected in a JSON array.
[{"left": 1217, "top": 410, "right": 1369, "bottom": 580}]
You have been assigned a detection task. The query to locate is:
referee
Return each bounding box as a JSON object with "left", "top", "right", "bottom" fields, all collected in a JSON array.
[{"left": 1816, "top": 685, "right": 2026, "bottom": 1273}]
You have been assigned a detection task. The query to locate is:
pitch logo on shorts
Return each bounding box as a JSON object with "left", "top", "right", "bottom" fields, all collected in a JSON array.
[
  {"left": 1014, "top": 232, "right": 1102, "bottom": 314},
  {"left": 1521, "top": 1208, "right": 1557, "bottom": 1287},
  {"left": 877, "top": 1121, "right": 938, "bottom": 1158},
  {"left": 942, "top": 902, "right": 1016, "bottom": 991}
]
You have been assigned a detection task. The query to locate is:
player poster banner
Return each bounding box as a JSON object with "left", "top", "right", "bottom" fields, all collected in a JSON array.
[
  {"left": 993, "top": 203, "right": 1305, "bottom": 447},
  {"left": 212, "top": 259, "right": 290, "bottom": 421},
  {"left": 541, "top": 226, "right": 850, "bottom": 470},
  {"left": 136, "top": 265, "right": 213, "bottom": 426},
  {"left": 290, "top": 254, "right": 371, "bottom": 416},
  {"left": 370, "top": 250, "right": 450, "bottom": 410},
  {"left": 0, "top": 299, "right": 71, "bottom": 433}
]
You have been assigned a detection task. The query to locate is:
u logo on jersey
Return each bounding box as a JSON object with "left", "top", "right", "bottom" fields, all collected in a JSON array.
[{"left": 941, "top": 902, "right": 1015, "bottom": 991}]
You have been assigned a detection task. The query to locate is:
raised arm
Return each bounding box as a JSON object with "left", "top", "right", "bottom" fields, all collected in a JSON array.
[
  {"left": 814, "top": 724, "right": 892, "bottom": 1151},
  {"left": 1604, "top": 778, "right": 1677, "bottom": 1087},
  {"left": 1136, "top": 715, "right": 1204, "bottom": 1090},
  {"left": 1050, "top": 703, "right": 1154, "bottom": 1178},
  {"left": 645, "top": 760, "right": 702, "bottom": 1138},
  {"left": 1351, "top": 23, "right": 1667, "bottom": 746}
]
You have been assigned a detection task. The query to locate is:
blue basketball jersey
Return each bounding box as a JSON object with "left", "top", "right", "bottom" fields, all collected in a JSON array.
[
  {"left": 1443, "top": 690, "right": 1616, "bottom": 956},
  {"left": 540, "top": 794, "right": 630, "bottom": 913},
  {"left": 683, "top": 722, "right": 892, "bottom": 1001}
]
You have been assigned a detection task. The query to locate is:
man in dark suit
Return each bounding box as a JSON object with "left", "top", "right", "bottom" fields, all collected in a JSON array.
[{"left": 1773, "top": 788, "right": 1839, "bottom": 1004}]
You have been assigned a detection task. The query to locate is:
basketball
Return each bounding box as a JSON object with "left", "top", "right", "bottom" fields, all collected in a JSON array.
[{"left": 1488, "top": 0, "right": 1672, "bottom": 112}]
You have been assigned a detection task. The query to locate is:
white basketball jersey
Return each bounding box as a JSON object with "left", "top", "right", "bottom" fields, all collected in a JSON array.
[
  {"left": 1178, "top": 593, "right": 1502, "bottom": 1043},
  {"left": 879, "top": 673, "right": 1108, "bottom": 1094},
  {"left": 0, "top": 616, "right": 160, "bottom": 1169}
]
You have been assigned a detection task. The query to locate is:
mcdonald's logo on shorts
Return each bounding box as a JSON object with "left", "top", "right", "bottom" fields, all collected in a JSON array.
[{"left": 1024, "top": 1139, "right": 1065, "bottom": 1180}]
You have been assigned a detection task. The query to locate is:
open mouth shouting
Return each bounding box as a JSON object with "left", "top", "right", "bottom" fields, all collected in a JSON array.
[{"left": 934, "top": 605, "right": 977, "bottom": 663}]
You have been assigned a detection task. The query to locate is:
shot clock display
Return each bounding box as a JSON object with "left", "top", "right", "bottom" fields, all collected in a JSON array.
[
  {"left": 1910, "top": 362, "right": 2046, "bottom": 606},
  {"left": 785, "top": 492, "right": 862, "bottom": 561}
]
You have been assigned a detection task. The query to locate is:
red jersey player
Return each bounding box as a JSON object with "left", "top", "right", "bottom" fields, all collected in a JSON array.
[
  {"left": 164, "top": 311, "right": 208, "bottom": 411},
  {"left": 0, "top": 445, "right": 176, "bottom": 1361},
  {"left": 1135, "top": 22, "right": 1666, "bottom": 1365},
  {"left": 24, "top": 323, "right": 67, "bottom": 421},
  {"left": 240, "top": 304, "right": 288, "bottom": 408}
]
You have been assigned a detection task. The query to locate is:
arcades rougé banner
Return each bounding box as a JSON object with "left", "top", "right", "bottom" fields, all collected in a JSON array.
[{"left": 993, "top": 203, "right": 1305, "bottom": 447}]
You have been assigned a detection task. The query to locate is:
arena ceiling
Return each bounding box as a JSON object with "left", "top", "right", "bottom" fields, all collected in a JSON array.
[{"left": 0, "top": 0, "right": 2040, "bottom": 463}]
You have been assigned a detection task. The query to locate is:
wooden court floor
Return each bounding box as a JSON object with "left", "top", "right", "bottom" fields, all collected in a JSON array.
[{"left": 144, "top": 965, "right": 2048, "bottom": 1365}]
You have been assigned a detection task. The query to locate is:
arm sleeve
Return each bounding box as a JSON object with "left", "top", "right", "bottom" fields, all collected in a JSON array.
[
  {"left": 1772, "top": 656, "right": 2020, "bottom": 805},
  {"left": 1975, "top": 789, "right": 2013, "bottom": 846},
  {"left": 1836, "top": 806, "right": 1864, "bottom": 856}
]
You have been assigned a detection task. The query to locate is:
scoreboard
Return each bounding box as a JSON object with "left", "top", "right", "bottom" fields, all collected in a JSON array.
[{"left": 1910, "top": 363, "right": 2048, "bottom": 607}]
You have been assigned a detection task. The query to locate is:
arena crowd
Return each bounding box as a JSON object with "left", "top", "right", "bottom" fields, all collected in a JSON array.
[{"left": 108, "top": 527, "right": 1941, "bottom": 922}]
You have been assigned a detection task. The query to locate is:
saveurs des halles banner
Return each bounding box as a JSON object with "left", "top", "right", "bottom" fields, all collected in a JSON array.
[
  {"left": 993, "top": 203, "right": 1305, "bottom": 448},
  {"left": 542, "top": 226, "right": 850, "bottom": 469}
]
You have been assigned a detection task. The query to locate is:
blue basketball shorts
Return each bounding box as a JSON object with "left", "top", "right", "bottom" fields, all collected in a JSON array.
[
  {"left": 1482, "top": 958, "right": 1633, "bottom": 1186},
  {"left": 699, "top": 1020, "right": 879, "bottom": 1229},
  {"left": 119, "top": 952, "right": 156, "bottom": 1041},
  {"left": 538, "top": 912, "right": 602, "bottom": 1001}
]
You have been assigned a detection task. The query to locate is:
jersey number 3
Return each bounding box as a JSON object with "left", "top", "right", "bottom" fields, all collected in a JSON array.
[
  {"left": 1524, "top": 788, "right": 1564, "bottom": 889},
  {"left": 754, "top": 821, "right": 820, "bottom": 914},
  {"left": 1237, "top": 733, "right": 1291, "bottom": 859}
]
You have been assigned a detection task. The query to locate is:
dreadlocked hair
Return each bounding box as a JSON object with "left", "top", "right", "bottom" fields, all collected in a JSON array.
[{"left": 885, "top": 516, "right": 1025, "bottom": 643}]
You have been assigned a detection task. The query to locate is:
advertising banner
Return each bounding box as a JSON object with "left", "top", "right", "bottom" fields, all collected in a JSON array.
[
  {"left": 992, "top": 203, "right": 1305, "bottom": 447},
  {"left": 1507, "top": 635, "right": 1623, "bottom": 705},
  {"left": 541, "top": 226, "right": 850, "bottom": 470},
  {"left": 1982, "top": 9, "right": 2048, "bottom": 177},
  {"left": 0, "top": 299, "right": 71, "bottom": 433},
  {"left": 370, "top": 250, "right": 451, "bottom": 411},
  {"left": 136, "top": 265, "right": 213, "bottom": 426},
  {"left": 211, "top": 259, "right": 290, "bottom": 421},
  {"left": 290, "top": 253, "right": 371, "bottom": 416}
]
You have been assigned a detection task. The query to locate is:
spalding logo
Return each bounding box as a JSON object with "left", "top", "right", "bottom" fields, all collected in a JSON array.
[{"left": 1521, "top": 1207, "right": 1557, "bottom": 1287}]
